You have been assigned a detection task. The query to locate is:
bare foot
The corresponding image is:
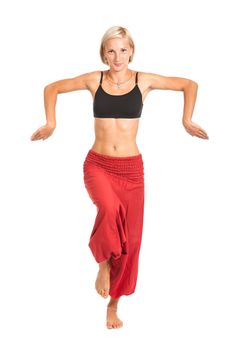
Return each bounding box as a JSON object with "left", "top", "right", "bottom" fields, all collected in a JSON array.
[
  {"left": 106, "top": 306, "right": 123, "bottom": 329},
  {"left": 95, "top": 260, "right": 110, "bottom": 298}
]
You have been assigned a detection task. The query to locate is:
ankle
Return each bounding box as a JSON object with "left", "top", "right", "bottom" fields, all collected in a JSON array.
[
  {"left": 107, "top": 305, "right": 117, "bottom": 311},
  {"left": 107, "top": 300, "right": 119, "bottom": 309}
]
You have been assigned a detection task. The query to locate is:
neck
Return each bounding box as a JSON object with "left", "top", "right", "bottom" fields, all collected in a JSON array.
[{"left": 108, "top": 67, "right": 131, "bottom": 83}]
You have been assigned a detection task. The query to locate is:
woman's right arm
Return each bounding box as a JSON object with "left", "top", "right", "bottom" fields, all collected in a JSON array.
[{"left": 31, "top": 72, "right": 92, "bottom": 141}]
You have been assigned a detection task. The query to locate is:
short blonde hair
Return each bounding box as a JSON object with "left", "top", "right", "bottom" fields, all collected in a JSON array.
[{"left": 100, "top": 26, "right": 135, "bottom": 65}]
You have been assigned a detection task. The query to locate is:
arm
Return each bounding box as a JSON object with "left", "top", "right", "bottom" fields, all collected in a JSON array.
[
  {"left": 43, "top": 72, "right": 89, "bottom": 127},
  {"left": 145, "top": 73, "right": 209, "bottom": 139},
  {"left": 31, "top": 72, "right": 91, "bottom": 141}
]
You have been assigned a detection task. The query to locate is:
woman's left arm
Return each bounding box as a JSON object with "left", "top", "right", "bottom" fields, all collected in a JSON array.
[{"left": 145, "top": 73, "right": 209, "bottom": 140}]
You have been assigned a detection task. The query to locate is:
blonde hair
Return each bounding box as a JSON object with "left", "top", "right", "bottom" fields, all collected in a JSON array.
[{"left": 100, "top": 26, "right": 135, "bottom": 65}]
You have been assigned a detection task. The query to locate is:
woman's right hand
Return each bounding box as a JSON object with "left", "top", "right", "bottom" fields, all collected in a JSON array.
[{"left": 31, "top": 123, "right": 56, "bottom": 141}]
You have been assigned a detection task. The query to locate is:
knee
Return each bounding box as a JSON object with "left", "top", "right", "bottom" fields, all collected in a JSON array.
[{"left": 98, "top": 201, "right": 120, "bottom": 217}]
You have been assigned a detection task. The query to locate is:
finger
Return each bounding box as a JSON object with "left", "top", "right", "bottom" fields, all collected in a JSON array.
[
  {"left": 35, "top": 134, "right": 43, "bottom": 140},
  {"left": 196, "top": 130, "right": 204, "bottom": 137},
  {"left": 197, "top": 132, "right": 208, "bottom": 139},
  {"left": 32, "top": 131, "right": 40, "bottom": 138},
  {"left": 199, "top": 130, "right": 208, "bottom": 138},
  {"left": 199, "top": 127, "right": 208, "bottom": 135}
]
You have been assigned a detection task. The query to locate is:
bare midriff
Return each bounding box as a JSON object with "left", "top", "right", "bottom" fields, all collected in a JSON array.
[{"left": 91, "top": 117, "right": 141, "bottom": 157}]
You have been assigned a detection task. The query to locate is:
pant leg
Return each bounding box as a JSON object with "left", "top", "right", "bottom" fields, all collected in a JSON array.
[
  {"left": 109, "top": 180, "right": 145, "bottom": 298},
  {"left": 83, "top": 164, "right": 128, "bottom": 263}
]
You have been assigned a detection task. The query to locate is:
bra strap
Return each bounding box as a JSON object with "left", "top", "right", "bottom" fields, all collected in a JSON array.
[
  {"left": 135, "top": 71, "right": 138, "bottom": 84},
  {"left": 100, "top": 71, "right": 103, "bottom": 85}
]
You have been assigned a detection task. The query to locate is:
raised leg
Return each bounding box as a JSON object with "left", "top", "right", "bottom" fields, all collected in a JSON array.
[{"left": 95, "top": 259, "right": 111, "bottom": 298}]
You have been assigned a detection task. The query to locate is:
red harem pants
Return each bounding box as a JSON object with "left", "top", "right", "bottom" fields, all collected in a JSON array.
[{"left": 83, "top": 149, "right": 145, "bottom": 298}]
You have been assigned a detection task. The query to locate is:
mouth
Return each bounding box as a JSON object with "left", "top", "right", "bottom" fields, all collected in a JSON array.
[{"left": 114, "top": 63, "right": 122, "bottom": 67}]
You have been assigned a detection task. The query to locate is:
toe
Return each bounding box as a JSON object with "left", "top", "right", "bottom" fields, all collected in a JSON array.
[
  {"left": 116, "top": 319, "right": 123, "bottom": 328},
  {"left": 102, "top": 290, "right": 109, "bottom": 298}
]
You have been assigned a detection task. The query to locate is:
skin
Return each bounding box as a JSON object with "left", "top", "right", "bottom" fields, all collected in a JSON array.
[{"left": 30, "top": 36, "right": 209, "bottom": 329}]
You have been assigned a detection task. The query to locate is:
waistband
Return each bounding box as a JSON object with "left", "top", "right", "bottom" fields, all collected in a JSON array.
[
  {"left": 83, "top": 149, "right": 144, "bottom": 182},
  {"left": 87, "top": 149, "right": 143, "bottom": 160}
]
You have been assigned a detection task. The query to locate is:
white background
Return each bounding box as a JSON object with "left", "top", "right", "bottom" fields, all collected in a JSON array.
[{"left": 0, "top": 0, "right": 232, "bottom": 348}]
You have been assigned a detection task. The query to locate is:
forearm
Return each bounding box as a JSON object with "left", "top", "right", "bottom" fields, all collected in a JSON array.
[
  {"left": 182, "top": 81, "right": 198, "bottom": 123},
  {"left": 44, "top": 85, "right": 58, "bottom": 127}
]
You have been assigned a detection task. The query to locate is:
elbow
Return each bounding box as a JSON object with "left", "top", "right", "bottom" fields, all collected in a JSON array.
[
  {"left": 183, "top": 79, "right": 198, "bottom": 91},
  {"left": 44, "top": 83, "right": 52, "bottom": 90},
  {"left": 190, "top": 80, "right": 198, "bottom": 88},
  {"left": 44, "top": 83, "right": 58, "bottom": 94}
]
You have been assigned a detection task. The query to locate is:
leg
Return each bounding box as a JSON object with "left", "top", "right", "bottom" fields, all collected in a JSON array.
[
  {"left": 106, "top": 296, "right": 123, "bottom": 329},
  {"left": 83, "top": 150, "right": 144, "bottom": 328},
  {"left": 84, "top": 165, "right": 126, "bottom": 298},
  {"left": 84, "top": 165, "right": 126, "bottom": 263},
  {"left": 109, "top": 180, "right": 145, "bottom": 298}
]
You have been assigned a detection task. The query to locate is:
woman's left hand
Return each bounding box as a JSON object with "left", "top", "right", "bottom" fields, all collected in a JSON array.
[{"left": 182, "top": 120, "right": 209, "bottom": 139}]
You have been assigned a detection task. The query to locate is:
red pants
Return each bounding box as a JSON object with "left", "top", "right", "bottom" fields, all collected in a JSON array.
[{"left": 83, "top": 149, "right": 145, "bottom": 298}]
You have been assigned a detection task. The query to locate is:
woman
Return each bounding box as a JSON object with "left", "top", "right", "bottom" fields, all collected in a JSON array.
[{"left": 31, "top": 26, "right": 209, "bottom": 329}]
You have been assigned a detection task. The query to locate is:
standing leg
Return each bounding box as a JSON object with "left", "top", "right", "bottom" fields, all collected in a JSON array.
[
  {"left": 109, "top": 180, "right": 145, "bottom": 298},
  {"left": 106, "top": 296, "right": 123, "bottom": 329},
  {"left": 105, "top": 180, "right": 144, "bottom": 329}
]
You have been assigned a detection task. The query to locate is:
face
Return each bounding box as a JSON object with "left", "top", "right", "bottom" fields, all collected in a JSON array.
[{"left": 103, "top": 37, "right": 133, "bottom": 70}]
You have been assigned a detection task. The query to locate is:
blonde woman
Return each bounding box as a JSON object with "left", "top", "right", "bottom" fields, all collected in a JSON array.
[{"left": 31, "top": 26, "right": 209, "bottom": 329}]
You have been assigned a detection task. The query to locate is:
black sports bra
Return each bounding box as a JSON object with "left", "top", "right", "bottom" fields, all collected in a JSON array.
[{"left": 93, "top": 71, "right": 143, "bottom": 119}]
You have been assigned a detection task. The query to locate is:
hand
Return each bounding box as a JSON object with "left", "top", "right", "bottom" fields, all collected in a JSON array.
[
  {"left": 182, "top": 120, "right": 209, "bottom": 139},
  {"left": 31, "top": 123, "right": 56, "bottom": 141}
]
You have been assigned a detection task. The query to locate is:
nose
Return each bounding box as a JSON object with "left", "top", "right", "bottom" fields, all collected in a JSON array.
[{"left": 114, "top": 52, "right": 121, "bottom": 61}]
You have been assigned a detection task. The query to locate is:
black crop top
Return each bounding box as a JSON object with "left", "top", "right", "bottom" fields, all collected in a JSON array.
[{"left": 93, "top": 71, "right": 143, "bottom": 119}]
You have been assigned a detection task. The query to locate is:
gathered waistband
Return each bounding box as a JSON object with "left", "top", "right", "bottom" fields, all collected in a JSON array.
[
  {"left": 88, "top": 148, "right": 142, "bottom": 159},
  {"left": 83, "top": 149, "right": 144, "bottom": 183}
]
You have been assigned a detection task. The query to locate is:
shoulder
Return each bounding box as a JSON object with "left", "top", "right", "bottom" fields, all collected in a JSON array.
[
  {"left": 137, "top": 71, "right": 196, "bottom": 91},
  {"left": 83, "top": 70, "right": 106, "bottom": 87},
  {"left": 136, "top": 71, "right": 154, "bottom": 90},
  {"left": 69, "top": 70, "right": 101, "bottom": 93},
  {"left": 80, "top": 70, "right": 101, "bottom": 82},
  {"left": 137, "top": 71, "right": 157, "bottom": 82},
  {"left": 137, "top": 71, "right": 174, "bottom": 90}
]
